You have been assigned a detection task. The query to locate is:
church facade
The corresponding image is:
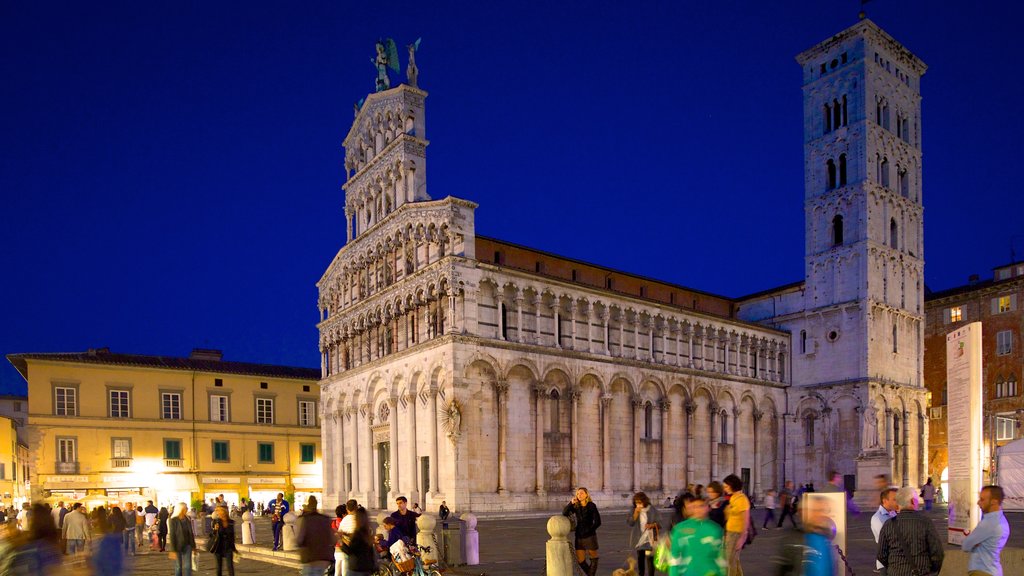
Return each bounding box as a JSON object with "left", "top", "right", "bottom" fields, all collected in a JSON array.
[{"left": 316, "top": 18, "right": 929, "bottom": 512}]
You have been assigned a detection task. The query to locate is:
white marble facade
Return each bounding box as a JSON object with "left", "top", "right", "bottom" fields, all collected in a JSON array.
[{"left": 317, "top": 18, "right": 929, "bottom": 512}]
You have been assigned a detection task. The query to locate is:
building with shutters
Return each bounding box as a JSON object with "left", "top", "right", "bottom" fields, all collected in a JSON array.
[
  {"left": 7, "top": 348, "right": 322, "bottom": 509},
  {"left": 924, "top": 262, "right": 1024, "bottom": 494}
]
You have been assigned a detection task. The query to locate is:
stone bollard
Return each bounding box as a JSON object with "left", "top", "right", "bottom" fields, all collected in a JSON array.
[
  {"left": 546, "top": 515, "right": 574, "bottom": 576},
  {"left": 463, "top": 513, "right": 479, "bottom": 566},
  {"left": 187, "top": 510, "right": 202, "bottom": 539},
  {"left": 416, "top": 514, "right": 439, "bottom": 565},
  {"left": 282, "top": 511, "right": 298, "bottom": 551},
  {"left": 241, "top": 510, "right": 256, "bottom": 545}
]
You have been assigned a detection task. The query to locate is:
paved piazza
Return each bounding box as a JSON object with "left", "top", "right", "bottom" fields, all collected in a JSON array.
[{"left": 111, "top": 505, "right": 1024, "bottom": 575}]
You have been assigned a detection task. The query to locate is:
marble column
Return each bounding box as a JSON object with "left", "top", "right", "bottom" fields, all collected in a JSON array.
[
  {"left": 709, "top": 403, "right": 719, "bottom": 481},
  {"left": 497, "top": 295, "right": 506, "bottom": 340},
  {"left": 660, "top": 399, "right": 671, "bottom": 493},
  {"left": 685, "top": 401, "right": 696, "bottom": 485},
  {"left": 496, "top": 381, "right": 509, "bottom": 494},
  {"left": 903, "top": 410, "right": 911, "bottom": 487},
  {"left": 337, "top": 408, "right": 348, "bottom": 496},
  {"left": 406, "top": 392, "right": 419, "bottom": 502},
  {"left": 632, "top": 395, "right": 642, "bottom": 493},
  {"left": 752, "top": 410, "right": 763, "bottom": 499},
  {"left": 585, "top": 302, "right": 594, "bottom": 353},
  {"left": 515, "top": 292, "right": 524, "bottom": 343},
  {"left": 535, "top": 386, "right": 548, "bottom": 495},
  {"left": 322, "top": 408, "right": 334, "bottom": 501},
  {"left": 570, "top": 387, "right": 581, "bottom": 487},
  {"left": 355, "top": 405, "right": 366, "bottom": 495},
  {"left": 388, "top": 397, "right": 400, "bottom": 498},
  {"left": 732, "top": 406, "right": 741, "bottom": 475},
  {"left": 569, "top": 300, "right": 578, "bottom": 350},
  {"left": 602, "top": 394, "right": 613, "bottom": 493},
  {"left": 920, "top": 408, "right": 929, "bottom": 486},
  {"left": 534, "top": 295, "right": 543, "bottom": 345},
  {"left": 428, "top": 388, "right": 439, "bottom": 497}
]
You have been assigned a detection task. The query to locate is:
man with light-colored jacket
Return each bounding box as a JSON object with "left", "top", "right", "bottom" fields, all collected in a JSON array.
[{"left": 62, "top": 503, "right": 91, "bottom": 557}]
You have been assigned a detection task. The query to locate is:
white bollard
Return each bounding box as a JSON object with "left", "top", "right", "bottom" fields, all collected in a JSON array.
[
  {"left": 546, "top": 515, "right": 575, "bottom": 576},
  {"left": 282, "top": 511, "right": 299, "bottom": 551},
  {"left": 241, "top": 511, "right": 256, "bottom": 545},
  {"left": 463, "top": 513, "right": 479, "bottom": 566},
  {"left": 416, "top": 514, "right": 439, "bottom": 565}
]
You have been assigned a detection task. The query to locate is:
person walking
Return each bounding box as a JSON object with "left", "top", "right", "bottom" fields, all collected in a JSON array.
[
  {"left": 627, "top": 492, "right": 662, "bottom": 576},
  {"left": 668, "top": 496, "right": 725, "bottom": 576},
  {"left": 7, "top": 503, "right": 62, "bottom": 575},
  {"left": 722, "top": 474, "right": 750, "bottom": 576},
  {"left": 776, "top": 480, "right": 798, "bottom": 528},
  {"left": 168, "top": 502, "right": 196, "bottom": 576},
  {"left": 340, "top": 507, "right": 377, "bottom": 576},
  {"left": 89, "top": 511, "right": 126, "bottom": 576},
  {"left": 772, "top": 495, "right": 838, "bottom": 576},
  {"left": 296, "top": 496, "right": 334, "bottom": 576},
  {"left": 122, "top": 502, "right": 137, "bottom": 555},
  {"left": 157, "top": 507, "right": 169, "bottom": 552},
  {"left": 877, "top": 487, "right": 944, "bottom": 576},
  {"left": 563, "top": 487, "right": 601, "bottom": 576},
  {"left": 920, "top": 478, "right": 936, "bottom": 512},
  {"left": 209, "top": 505, "right": 237, "bottom": 576},
  {"left": 761, "top": 490, "right": 777, "bottom": 529},
  {"left": 961, "top": 485, "right": 1011, "bottom": 576},
  {"left": 268, "top": 493, "right": 290, "bottom": 551},
  {"left": 871, "top": 488, "right": 898, "bottom": 573},
  {"left": 62, "top": 503, "right": 91, "bottom": 561},
  {"left": 706, "top": 482, "right": 727, "bottom": 528}
]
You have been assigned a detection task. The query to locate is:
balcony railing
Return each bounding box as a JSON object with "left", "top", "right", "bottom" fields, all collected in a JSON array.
[
  {"left": 111, "top": 458, "right": 132, "bottom": 469},
  {"left": 55, "top": 461, "right": 79, "bottom": 474},
  {"left": 164, "top": 459, "right": 183, "bottom": 468}
]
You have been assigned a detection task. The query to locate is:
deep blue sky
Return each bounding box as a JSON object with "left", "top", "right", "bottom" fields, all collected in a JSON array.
[{"left": 3, "top": 1, "right": 1022, "bottom": 394}]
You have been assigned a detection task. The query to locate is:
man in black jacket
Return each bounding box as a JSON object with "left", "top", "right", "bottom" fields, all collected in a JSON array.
[
  {"left": 877, "top": 487, "right": 944, "bottom": 576},
  {"left": 296, "top": 496, "right": 334, "bottom": 576}
]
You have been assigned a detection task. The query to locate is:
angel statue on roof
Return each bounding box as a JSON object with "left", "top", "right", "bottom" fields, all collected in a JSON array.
[{"left": 372, "top": 38, "right": 400, "bottom": 92}]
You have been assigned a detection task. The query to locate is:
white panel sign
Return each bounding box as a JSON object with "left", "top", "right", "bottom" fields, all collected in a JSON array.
[{"left": 946, "top": 322, "right": 983, "bottom": 544}]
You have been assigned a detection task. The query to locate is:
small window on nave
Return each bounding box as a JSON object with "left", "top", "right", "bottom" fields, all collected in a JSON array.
[{"left": 832, "top": 215, "right": 844, "bottom": 246}]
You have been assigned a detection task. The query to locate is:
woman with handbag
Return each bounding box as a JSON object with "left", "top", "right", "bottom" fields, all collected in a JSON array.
[
  {"left": 562, "top": 487, "right": 602, "bottom": 576},
  {"left": 627, "top": 492, "right": 662, "bottom": 576},
  {"left": 208, "top": 505, "right": 237, "bottom": 576},
  {"left": 168, "top": 502, "right": 196, "bottom": 576}
]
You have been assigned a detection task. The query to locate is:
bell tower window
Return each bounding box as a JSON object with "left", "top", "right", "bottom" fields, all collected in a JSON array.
[
  {"left": 839, "top": 154, "right": 847, "bottom": 186},
  {"left": 832, "top": 215, "right": 844, "bottom": 246},
  {"left": 826, "top": 159, "right": 837, "bottom": 190},
  {"left": 890, "top": 218, "right": 898, "bottom": 249}
]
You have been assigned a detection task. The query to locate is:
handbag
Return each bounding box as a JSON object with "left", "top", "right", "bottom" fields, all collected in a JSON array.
[{"left": 205, "top": 530, "right": 219, "bottom": 553}]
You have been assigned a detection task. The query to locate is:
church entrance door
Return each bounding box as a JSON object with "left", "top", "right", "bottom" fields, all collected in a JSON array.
[{"left": 378, "top": 441, "right": 391, "bottom": 509}]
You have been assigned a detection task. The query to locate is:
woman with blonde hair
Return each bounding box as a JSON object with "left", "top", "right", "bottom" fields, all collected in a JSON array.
[
  {"left": 562, "top": 487, "right": 602, "bottom": 576},
  {"left": 168, "top": 502, "right": 196, "bottom": 576}
]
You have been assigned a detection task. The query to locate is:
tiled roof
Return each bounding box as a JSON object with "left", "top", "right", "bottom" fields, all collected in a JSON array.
[{"left": 6, "top": 351, "right": 321, "bottom": 382}]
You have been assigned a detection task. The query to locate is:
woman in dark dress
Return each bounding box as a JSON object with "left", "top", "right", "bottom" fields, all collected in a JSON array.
[
  {"left": 706, "top": 481, "right": 727, "bottom": 528},
  {"left": 340, "top": 508, "right": 377, "bottom": 576},
  {"left": 209, "top": 505, "right": 237, "bottom": 576},
  {"left": 562, "top": 487, "right": 602, "bottom": 576},
  {"left": 157, "top": 507, "right": 169, "bottom": 552}
]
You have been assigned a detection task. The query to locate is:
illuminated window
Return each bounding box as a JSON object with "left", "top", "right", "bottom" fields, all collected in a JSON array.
[
  {"left": 949, "top": 307, "right": 962, "bottom": 323},
  {"left": 258, "top": 442, "right": 274, "bottom": 463},
  {"left": 997, "top": 331, "right": 1013, "bottom": 356},
  {"left": 996, "top": 376, "right": 1018, "bottom": 399},
  {"left": 210, "top": 395, "right": 229, "bottom": 422},
  {"left": 256, "top": 398, "right": 274, "bottom": 424},
  {"left": 212, "top": 440, "right": 230, "bottom": 462},
  {"left": 55, "top": 387, "right": 77, "bottom": 416},
  {"left": 161, "top": 393, "right": 181, "bottom": 420},
  {"left": 996, "top": 416, "right": 1017, "bottom": 441},
  {"left": 112, "top": 438, "right": 131, "bottom": 459},
  {"left": 997, "top": 296, "right": 1012, "bottom": 313},
  {"left": 163, "top": 439, "right": 181, "bottom": 460},
  {"left": 299, "top": 400, "right": 316, "bottom": 427},
  {"left": 300, "top": 443, "right": 316, "bottom": 463},
  {"left": 109, "top": 390, "right": 130, "bottom": 418}
]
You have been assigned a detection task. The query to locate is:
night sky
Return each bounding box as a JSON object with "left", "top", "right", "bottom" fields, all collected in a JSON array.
[{"left": 3, "top": 1, "right": 1022, "bottom": 395}]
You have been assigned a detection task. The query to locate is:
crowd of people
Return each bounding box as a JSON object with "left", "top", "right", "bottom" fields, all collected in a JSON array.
[{"left": 560, "top": 472, "right": 1011, "bottom": 576}]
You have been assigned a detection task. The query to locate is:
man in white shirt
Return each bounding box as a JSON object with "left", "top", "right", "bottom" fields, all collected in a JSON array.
[
  {"left": 962, "top": 485, "right": 1011, "bottom": 576},
  {"left": 871, "top": 488, "right": 898, "bottom": 573}
]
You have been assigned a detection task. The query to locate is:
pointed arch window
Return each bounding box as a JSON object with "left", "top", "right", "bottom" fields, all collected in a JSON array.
[
  {"left": 880, "top": 157, "right": 890, "bottom": 188},
  {"left": 826, "top": 159, "right": 837, "bottom": 190},
  {"left": 832, "top": 215, "right": 844, "bottom": 246},
  {"left": 720, "top": 411, "right": 729, "bottom": 444},
  {"left": 839, "top": 154, "right": 847, "bottom": 186},
  {"left": 832, "top": 98, "right": 842, "bottom": 130}
]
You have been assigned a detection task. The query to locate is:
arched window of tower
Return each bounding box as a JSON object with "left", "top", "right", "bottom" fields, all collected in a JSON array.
[
  {"left": 832, "top": 98, "right": 841, "bottom": 130},
  {"left": 827, "top": 159, "right": 837, "bottom": 190},
  {"left": 824, "top": 103, "right": 832, "bottom": 133},
  {"left": 832, "top": 215, "right": 844, "bottom": 246},
  {"left": 881, "top": 157, "right": 890, "bottom": 188},
  {"left": 890, "top": 218, "right": 899, "bottom": 249},
  {"left": 839, "top": 154, "right": 847, "bottom": 186}
]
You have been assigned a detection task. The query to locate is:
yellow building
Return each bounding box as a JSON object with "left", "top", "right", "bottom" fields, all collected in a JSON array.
[
  {"left": 7, "top": 348, "right": 322, "bottom": 510},
  {"left": 0, "top": 416, "right": 30, "bottom": 507}
]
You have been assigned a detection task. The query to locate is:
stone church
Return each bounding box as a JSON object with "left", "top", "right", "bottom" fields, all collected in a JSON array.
[{"left": 316, "top": 18, "right": 929, "bottom": 512}]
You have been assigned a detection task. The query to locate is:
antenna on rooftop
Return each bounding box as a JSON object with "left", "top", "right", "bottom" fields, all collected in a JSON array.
[{"left": 859, "top": 0, "right": 871, "bottom": 19}]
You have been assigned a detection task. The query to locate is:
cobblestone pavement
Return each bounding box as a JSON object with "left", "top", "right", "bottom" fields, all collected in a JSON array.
[{"left": 94, "top": 504, "right": 1024, "bottom": 574}]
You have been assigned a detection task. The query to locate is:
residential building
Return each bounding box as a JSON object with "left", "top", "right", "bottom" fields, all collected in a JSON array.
[
  {"left": 317, "top": 16, "right": 930, "bottom": 512},
  {"left": 7, "top": 348, "right": 322, "bottom": 509},
  {"left": 925, "top": 261, "right": 1024, "bottom": 491}
]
